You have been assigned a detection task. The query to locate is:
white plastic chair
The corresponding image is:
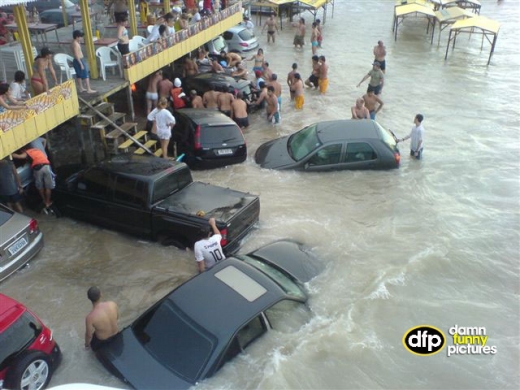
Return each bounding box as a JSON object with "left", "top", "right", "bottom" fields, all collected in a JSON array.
[
  {"left": 54, "top": 53, "right": 76, "bottom": 83},
  {"left": 129, "top": 35, "right": 147, "bottom": 52},
  {"left": 95, "top": 47, "right": 122, "bottom": 81}
]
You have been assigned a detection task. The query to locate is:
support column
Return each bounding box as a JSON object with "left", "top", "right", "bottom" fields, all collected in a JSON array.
[
  {"left": 126, "top": 84, "right": 135, "bottom": 121},
  {"left": 128, "top": 0, "right": 138, "bottom": 37},
  {"left": 61, "top": 0, "right": 69, "bottom": 27},
  {"left": 164, "top": 0, "right": 172, "bottom": 14},
  {"left": 13, "top": 5, "right": 33, "bottom": 79},
  {"left": 80, "top": 0, "right": 98, "bottom": 79}
]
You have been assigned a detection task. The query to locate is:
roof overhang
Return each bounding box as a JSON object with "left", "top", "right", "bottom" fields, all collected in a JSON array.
[
  {"left": 0, "top": 0, "right": 37, "bottom": 6},
  {"left": 450, "top": 15, "right": 500, "bottom": 34}
]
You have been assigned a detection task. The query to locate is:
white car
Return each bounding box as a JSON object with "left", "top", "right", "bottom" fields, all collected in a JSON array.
[{"left": 223, "top": 25, "right": 259, "bottom": 57}]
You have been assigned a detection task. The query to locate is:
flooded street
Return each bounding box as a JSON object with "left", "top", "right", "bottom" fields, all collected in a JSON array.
[{"left": 1, "top": 0, "right": 519, "bottom": 389}]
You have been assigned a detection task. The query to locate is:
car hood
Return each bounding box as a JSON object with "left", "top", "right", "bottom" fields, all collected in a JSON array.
[
  {"left": 97, "top": 329, "right": 192, "bottom": 390},
  {"left": 254, "top": 137, "right": 295, "bottom": 169},
  {"left": 249, "top": 240, "right": 323, "bottom": 283}
]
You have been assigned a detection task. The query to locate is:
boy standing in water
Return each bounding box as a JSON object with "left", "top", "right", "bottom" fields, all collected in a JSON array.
[{"left": 399, "top": 114, "right": 425, "bottom": 160}]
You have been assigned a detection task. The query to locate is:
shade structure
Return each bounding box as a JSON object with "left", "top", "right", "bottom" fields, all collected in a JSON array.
[
  {"left": 393, "top": 3, "right": 436, "bottom": 41},
  {"left": 444, "top": 15, "right": 500, "bottom": 65},
  {"left": 432, "top": 6, "right": 475, "bottom": 45}
]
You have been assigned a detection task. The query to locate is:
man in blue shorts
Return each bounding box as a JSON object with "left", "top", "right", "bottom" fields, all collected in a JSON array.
[{"left": 71, "top": 30, "right": 96, "bottom": 93}]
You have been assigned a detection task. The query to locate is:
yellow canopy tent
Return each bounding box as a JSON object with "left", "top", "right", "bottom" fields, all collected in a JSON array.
[
  {"left": 444, "top": 16, "right": 500, "bottom": 65},
  {"left": 432, "top": 6, "right": 474, "bottom": 45},
  {"left": 297, "top": 0, "right": 335, "bottom": 24},
  {"left": 439, "top": 0, "right": 481, "bottom": 14},
  {"left": 393, "top": 3, "right": 436, "bottom": 41}
]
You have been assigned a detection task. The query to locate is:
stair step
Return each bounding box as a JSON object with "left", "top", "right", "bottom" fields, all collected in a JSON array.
[
  {"left": 134, "top": 140, "right": 158, "bottom": 155},
  {"left": 105, "top": 129, "right": 122, "bottom": 139},
  {"left": 90, "top": 102, "right": 114, "bottom": 115},
  {"left": 119, "top": 122, "right": 138, "bottom": 133},
  {"left": 78, "top": 113, "right": 95, "bottom": 127},
  {"left": 154, "top": 149, "right": 163, "bottom": 157},
  {"left": 118, "top": 131, "right": 148, "bottom": 150},
  {"left": 91, "top": 112, "right": 126, "bottom": 130}
]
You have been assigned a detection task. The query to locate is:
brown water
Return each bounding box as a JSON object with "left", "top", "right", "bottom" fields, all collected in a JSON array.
[{"left": 1, "top": 0, "right": 519, "bottom": 389}]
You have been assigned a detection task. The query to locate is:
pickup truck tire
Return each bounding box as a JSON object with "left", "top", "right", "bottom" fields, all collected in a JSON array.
[{"left": 158, "top": 233, "right": 189, "bottom": 249}]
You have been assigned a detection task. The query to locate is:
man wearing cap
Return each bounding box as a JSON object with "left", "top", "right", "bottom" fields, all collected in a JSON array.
[
  {"left": 194, "top": 218, "right": 226, "bottom": 273},
  {"left": 357, "top": 61, "right": 384, "bottom": 96},
  {"left": 71, "top": 30, "right": 96, "bottom": 94}
]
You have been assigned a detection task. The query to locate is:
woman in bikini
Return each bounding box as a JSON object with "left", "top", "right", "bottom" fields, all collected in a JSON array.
[
  {"left": 31, "top": 47, "right": 58, "bottom": 96},
  {"left": 117, "top": 16, "right": 130, "bottom": 55},
  {"left": 248, "top": 48, "right": 264, "bottom": 73}
]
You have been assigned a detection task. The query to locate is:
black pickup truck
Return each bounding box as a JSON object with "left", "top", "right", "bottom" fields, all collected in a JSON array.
[{"left": 53, "top": 154, "right": 260, "bottom": 254}]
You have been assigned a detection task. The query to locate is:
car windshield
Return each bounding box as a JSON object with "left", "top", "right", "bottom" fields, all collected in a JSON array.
[
  {"left": 375, "top": 122, "right": 397, "bottom": 149},
  {"left": 132, "top": 300, "right": 217, "bottom": 383},
  {"left": 238, "top": 28, "right": 254, "bottom": 41},
  {"left": 0, "top": 312, "right": 40, "bottom": 367},
  {"left": 287, "top": 124, "right": 322, "bottom": 161},
  {"left": 152, "top": 168, "right": 192, "bottom": 204},
  {"left": 237, "top": 255, "right": 307, "bottom": 301},
  {"left": 213, "top": 36, "right": 227, "bottom": 52}
]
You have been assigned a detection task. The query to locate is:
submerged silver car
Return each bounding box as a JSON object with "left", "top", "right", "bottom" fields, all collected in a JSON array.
[
  {"left": 0, "top": 204, "right": 44, "bottom": 282},
  {"left": 223, "top": 25, "right": 259, "bottom": 56}
]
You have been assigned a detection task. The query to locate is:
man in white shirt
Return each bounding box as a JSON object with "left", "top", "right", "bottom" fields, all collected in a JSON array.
[
  {"left": 243, "top": 16, "right": 254, "bottom": 31},
  {"left": 9, "top": 71, "right": 30, "bottom": 101},
  {"left": 399, "top": 114, "right": 425, "bottom": 160},
  {"left": 194, "top": 218, "right": 226, "bottom": 273}
]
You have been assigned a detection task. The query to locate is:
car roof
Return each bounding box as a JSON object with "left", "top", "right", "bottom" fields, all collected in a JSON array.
[
  {"left": 0, "top": 293, "right": 26, "bottom": 333},
  {"left": 315, "top": 120, "right": 380, "bottom": 143},
  {"left": 177, "top": 108, "right": 238, "bottom": 126},
  {"left": 96, "top": 154, "right": 186, "bottom": 178},
  {"left": 226, "top": 25, "right": 248, "bottom": 33},
  {"left": 165, "top": 258, "right": 290, "bottom": 340}
]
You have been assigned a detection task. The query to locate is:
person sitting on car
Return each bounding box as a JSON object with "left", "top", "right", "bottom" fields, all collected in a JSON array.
[
  {"left": 211, "top": 58, "right": 224, "bottom": 73},
  {"left": 221, "top": 50, "right": 242, "bottom": 68},
  {"left": 231, "top": 62, "right": 248, "bottom": 80}
]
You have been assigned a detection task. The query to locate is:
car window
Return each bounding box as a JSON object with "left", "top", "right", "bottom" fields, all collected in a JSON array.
[
  {"left": 223, "top": 31, "right": 233, "bottom": 40},
  {"left": 236, "top": 315, "right": 267, "bottom": 349},
  {"left": 132, "top": 300, "right": 217, "bottom": 382},
  {"left": 0, "top": 312, "right": 40, "bottom": 370},
  {"left": 152, "top": 168, "right": 193, "bottom": 204},
  {"left": 113, "top": 176, "right": 146, "bottom": 207},
  {"left": 238, "top": 28, "right": 254, "bottom": 41},
  {"left": 346, "top": 142, "right": 377, "bottom": 162},
  {"left": 213, "top": 36, "right": 227, "bottom": 52},
  {"left": 288, "top": 124, "right": 322, "bottom": 161},
  {"left": 77, "top": 168, "right": 111, "bottom": 199},
  {"left": 265, "top": 299, "right": 312, "bottom": 333},
  {"left": 0, "top": 206, "right": 13, "bottom": 225},
  {"left": 200, "top": 125, "right": 243, "bottom": 145},
  {"left": 375, "top": 122, "right": 398, "bottom": 149},
  {"left": 307, "top": 144, "right": 342, "bottom": 166}
]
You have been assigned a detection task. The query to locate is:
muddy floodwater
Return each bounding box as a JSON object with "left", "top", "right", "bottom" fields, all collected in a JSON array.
[{"left": 1, "top": 1, "right": 519, "bottom": 389}]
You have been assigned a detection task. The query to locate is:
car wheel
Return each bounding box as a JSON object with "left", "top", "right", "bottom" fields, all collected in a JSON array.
[
  {"left": 158, "top": 233, "right": 188, "bottom": 249},
  {"left": 5, "top": 351, "right": 52, "bottom": 390}
]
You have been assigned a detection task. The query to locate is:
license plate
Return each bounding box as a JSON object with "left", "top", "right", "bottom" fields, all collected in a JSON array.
[
  {"left": 8, "top": 236, "right": 28, "bottom": 256},
  {"left": 217, "top": 149, "right": 233, "bottom": 155}
]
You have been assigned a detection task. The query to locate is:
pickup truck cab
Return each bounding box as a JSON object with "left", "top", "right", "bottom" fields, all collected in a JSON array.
[{"left": 53, "top": 154, "right": 260, "bottom": 254}]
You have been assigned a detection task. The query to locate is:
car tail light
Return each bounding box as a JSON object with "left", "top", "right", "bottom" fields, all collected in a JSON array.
[
  {"left": 220, "top": 227, "right": 229, "bottom": 247},
  {"left": 239, "top": 42, "right": 248, "bottom": 47},
  {"left": 194, "top": 125, "right": 201, "bottom": 150},
  {"left": 29, "top": 219, "right": 38, "bottom": 234},
  {"left": 394, "top": 152, "right": 401, "bottom": 165}
]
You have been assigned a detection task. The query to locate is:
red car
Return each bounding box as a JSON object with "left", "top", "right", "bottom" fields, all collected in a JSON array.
[{"left": 0, "top": 294, "right": 61, "bottom": 390}]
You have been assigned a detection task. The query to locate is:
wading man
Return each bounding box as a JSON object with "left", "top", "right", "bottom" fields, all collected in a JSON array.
[{"left": 85, "top": 286, "right": 119, "bottom": 352}]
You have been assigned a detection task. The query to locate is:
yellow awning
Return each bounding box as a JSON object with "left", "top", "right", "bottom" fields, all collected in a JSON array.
[
  {"left": 435, "top": 6, "right": 475, "bottom": 22},
  {"left": 395, "top": 0, "right": 434, "bottom": 9},
  {"left": 260, "top": 0, "right": 296, "bottom": 5},
  {"left": 298, "top": 0, "right": 330, "bottom": 9},
  {"left": 395, "top": 3, "right": 436, "bottom": 17},
  {"left": 451, "top": 15, "right": 500, "bottom": 34},
  {"left": 441, "top": 0, "right": 481, "bottom": 6}
]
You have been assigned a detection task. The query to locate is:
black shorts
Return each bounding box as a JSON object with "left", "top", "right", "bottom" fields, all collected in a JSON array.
[
  {"left": 367, "top": 84, "right": 382, "bottom": 95},
  {"left": 268, "top": 31, "right": 275, "bottom": 35},
  {"left": 117, "top": 43, "right": 130, "bottom": 55},
  {"left": 376, "top": 59, "right": 386, "bottom": 71},
  {"left": 0, "top": 192, "right": 22, "bottom": 204},
  {"left": 308, "top": 74, "right": 319, "bottom": 85},
  {"left": 220, "top": 110, "right": 231, "bottom": 117},
  {"left": 91, "top": 333, "right": 117, "bottom": 352},
  {"left": 234, "top": 116, "right": 249, "bottom": 128}
]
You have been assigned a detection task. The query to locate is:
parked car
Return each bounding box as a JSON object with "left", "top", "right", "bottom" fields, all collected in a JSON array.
[
  {"left": 96, "top": 240, "right": 322, "bottom": 390},
  {"left": 0, "top": 0, "right": 75, "bottom": 14},
  {"left": 183, "top": 73, "right": 253, "bottom": 102},
  {"left": 0, "top": 204, "right": 44, "bottom": 282},
  {"left": 53, "top": 154, "right": 259, "bottom": 253},
  {"left": 223, "top": 25, "right": 259, "bottom": 56},
  {"left": 203, "top": 35, "right": 228, "bottom": 57},
  {"left": 39, "top": 8, "right": 76, "bottom": 28},
  {"left": 255, "top": 120, "right": 401, "bottom": 171},
  {"left": 173, "top": 109, "right": 247, "bottom": 170},
  {"left": 0, "top": 293, "right": 62, "bottom": 390}
]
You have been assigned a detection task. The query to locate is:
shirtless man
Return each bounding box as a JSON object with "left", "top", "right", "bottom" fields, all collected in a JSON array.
[
  {"left": 221, "top": 51, "right": 242, "bottom": 68},
  {"left": 305, "top": 55, "right": 320, "bottom": 89},
  {"left": 373, "top": 40, "right": 387, "bottom": 74},
  {"left": 190, "top": 90, "right": 203, "bottom": 108},
  {"left": 85, "top": 286, "right": 119, "bottom": 352},
  {"left": 231, "top": 62, "right": 248, "bottom": 79},
  {"left": 231, "top": 92, "right": 249, "bottom": 129},
  {"left": 318, "top": 55, "right": 329, "bottom": 94},
  {"left": 71, "top": 30, "right": 96, "bottom": 94},
  {"left": 287, "top": 63, "right": 298, "bottom": 100},
  {"left": 203, "top": 85, "right": 220, "bottom": 109},
  {"left": 184, "top": 56, "right": 199, "bottom": 76},
  {"left": 146, "top": 70, "right": 162, "bottom": 114},
  {"left": 363, "top": 90, "right": 384, "bottom": 120},
  {"left": 290, "top": 73, "right": 304, "bottom": 109},
  {"left": 293, "top": 18, "right": 306, "bottom": 49},
  {"left": 310, "top": 22, "right": 319, "bottom": 55},
  {"left": 262, "top": 62, "right": 273, "bottom": 82},
  {"left": 253, "top": 81, "right": 268, "bottom": 109},
  {"left": 351, "top": 98, "right": 370, "bottom": 119},
  {"left": 158, "top": 74, "right": 173, "bottom": 100},
  {"left": 262, "top": 12, "right": 279, "bottom": 43},
  {"left": 316, "top": 19, "right": 323, "bottom": 47},
  {"left": 268, "top": 73, "right": 282, "bottom": 110},
  {"left": 217, "top": 86, "right": 234, "bottom": 117},
  {"left": 266, "top": 86, "right": 280, "bottom": 124},
  {"left": 211, "top": 58, "right": 224, "bottom": 73}
]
